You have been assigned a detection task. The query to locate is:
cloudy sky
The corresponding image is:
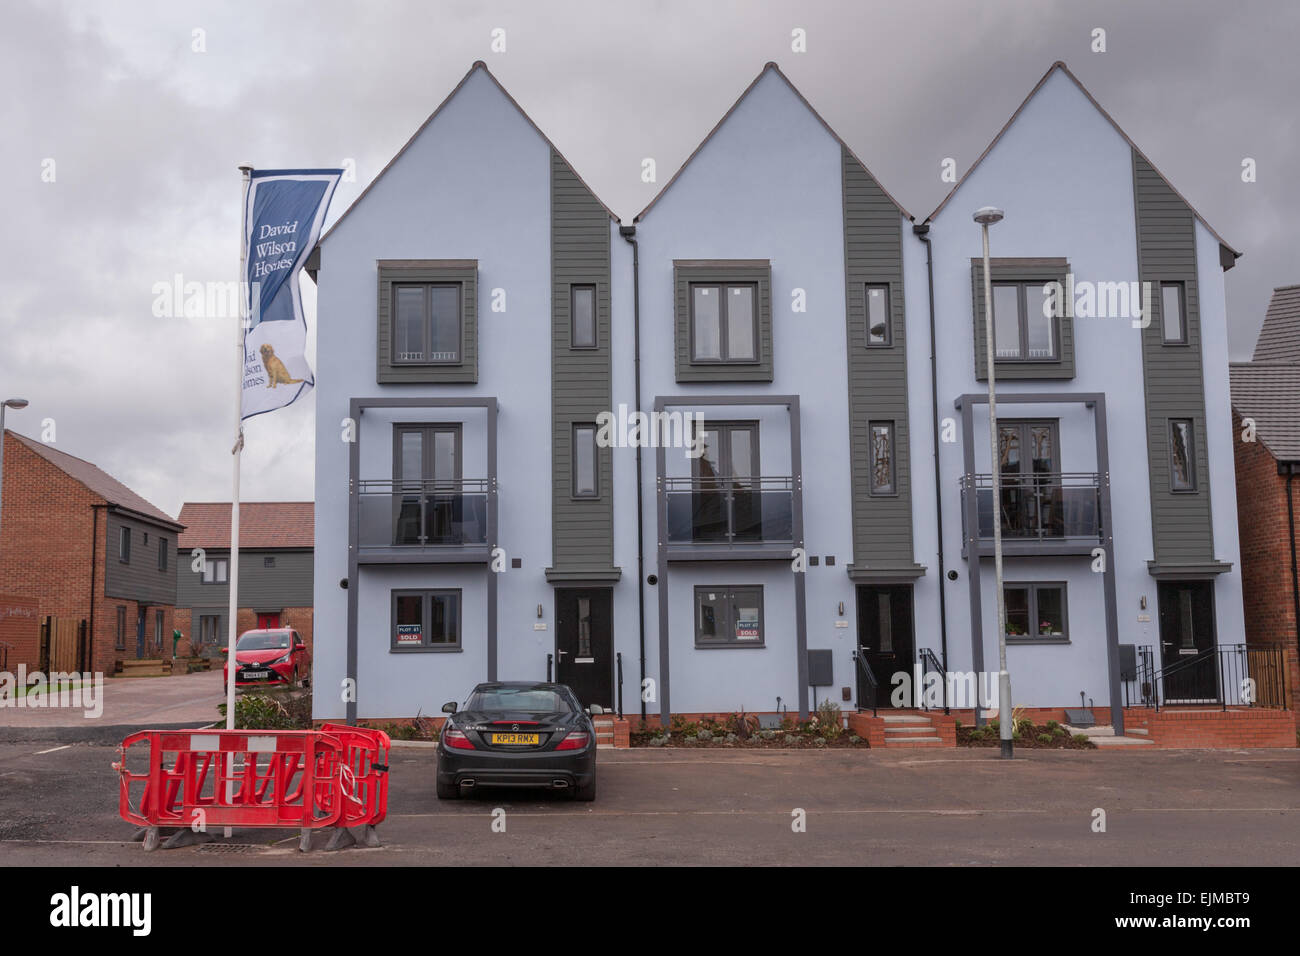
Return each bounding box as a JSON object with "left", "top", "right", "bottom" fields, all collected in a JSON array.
[{"left": 3, "top": 0, "right": 1295, "bottom": 518}]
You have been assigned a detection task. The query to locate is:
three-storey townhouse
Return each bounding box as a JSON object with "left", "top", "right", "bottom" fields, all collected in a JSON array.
[
  {"left": 311, "top": 63, "right": 638, "bottom": 722},
  {"left": 629, "top": 64, "right": 926, "bottom": 724},
  {"left": 918, "top": 62, "right": 1246, "bottom": 730}
]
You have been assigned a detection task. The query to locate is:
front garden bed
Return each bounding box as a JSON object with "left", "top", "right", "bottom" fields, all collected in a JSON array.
[
  {"left": 631, "top": 703, "right": 870, "bottom": 748},
  {"left": 957, "top": 717, "right": 1096, "bottom": 749}
]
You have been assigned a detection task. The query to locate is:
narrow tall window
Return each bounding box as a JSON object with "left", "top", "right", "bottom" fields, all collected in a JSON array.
[
  {"left": 119, "top": 527, "right": 130, "bottom": 563},
  {"left": 571, "top": 285, "right": 596, "bottom": 349},
  {"left": 990, "top": 281, "right": 1057, "bottom": 361},
  {"left": 572, "top": 425, "right": 598, "bottom": 498},
  {"left": 115, "top": 606, "right": 126, "bottom": 650},
  {"left": 158, "top": 539, "right": 168, "bottom": 572},
  {"left": 866, "top": 284, "right": 891, "bottom": 346},
  {"left": 1169, "top": 419, "right": 1196, "bottom": 492},
  {"left": 869, "top": 422, "right": 896, "bottom": 496},
  {"left": 1161, "top": 282, "right": 1186, "bottom": 344}
]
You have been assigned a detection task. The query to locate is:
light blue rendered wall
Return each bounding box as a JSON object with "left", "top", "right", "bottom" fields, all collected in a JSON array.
[{"left": 923, "top": 70, "right": 1245, "bottom": 706}]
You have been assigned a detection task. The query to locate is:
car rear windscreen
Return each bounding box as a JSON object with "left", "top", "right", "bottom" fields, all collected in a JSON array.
[{"left": 467, "top": 688, "right": 570, "bottom": 712}]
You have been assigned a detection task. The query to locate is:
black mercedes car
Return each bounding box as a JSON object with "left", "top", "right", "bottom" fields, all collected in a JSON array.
[{"left": 436, "top": 682, "right": 598, "bottom": 801}]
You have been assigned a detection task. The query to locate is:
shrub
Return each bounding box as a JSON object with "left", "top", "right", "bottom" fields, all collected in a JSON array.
[
  {"left": 1072, "top": 733, "right": 1091, "bottom": 745},
  {"left": 217, "top": 689, "right": 312, "bottom": 730},
  {"left": 1037, "top": 733, "right": 1053, "bottom": 744},
  {"left": 815, "top": 700, "right": 844, "bottom": 739}
]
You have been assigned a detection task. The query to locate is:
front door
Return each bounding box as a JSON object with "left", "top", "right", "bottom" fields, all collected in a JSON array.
[
  {"left": 257, "top": 612, "right": 280, "bottom": 629},
  {"left": 555, "top": 588, "right": 613, "bottom": 711},
  {"left": 1157, "top": 581, "right": 1218, "bottom": 701},
  {"left": 856, "top": 585, "right": 914, "bottom": 706}
]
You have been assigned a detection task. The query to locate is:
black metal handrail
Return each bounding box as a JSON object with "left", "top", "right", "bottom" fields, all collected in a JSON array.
[
  {"left": 1125, "top": 645, "right": 1156, "bottom": 708},
  {"left": 546, "top": 652, "right": 553, "bottom": 683},
  {"left": 917, "top": 647, "right": 948, "bottom": 713},
  {"left": 616, "top": 651, "right": 624, "bottom": 718},
  {"left": 853, "top": 645, "right": 878, "bottom": 717},
  {"left": 958, "top": 471, "right": 1103, "bottom": 542},
  {"left": 1139, "top": 643, "right": 1289, "bottom": 711}
]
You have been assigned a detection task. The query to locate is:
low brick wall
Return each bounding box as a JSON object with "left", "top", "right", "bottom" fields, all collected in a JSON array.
[{"left": 1125, "top": 707, "right": 1296, "bottom": 749}]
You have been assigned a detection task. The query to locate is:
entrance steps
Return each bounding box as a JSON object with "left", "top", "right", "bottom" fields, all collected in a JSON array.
[
  {"left": 847, "top": 710, "right": 957, "bottom": 748},
  {"left": 591, "top": 715, "right": 631, "bottom": 749}
]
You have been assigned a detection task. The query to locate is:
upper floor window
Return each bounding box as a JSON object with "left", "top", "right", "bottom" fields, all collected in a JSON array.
[
  {"left": 1169, "top": 419, "right": 1197, "bottom": 492},
  {"left": 570, "top": 284, "right": 596, "bottom": 349},
  {"left": 869, "top": 422, "right": 896, "bottom": 495},
  {"left": 158, "top": 539, "right": 168, "bottom": 572},
  {"left": 1161, "top": 282, "right": 1187, "bottom": 344},
  {"left": 572, "top": 425, "right": 598, "bottom": 498},
  {"left": 691, "top": 283, "right": 757, "bottom": 363},
  {"left": 202, "top": 557, "right": 229, "bottom": 584},
  {"left": 392, "top": 283, "right": 462, "bottom": 365},
  {"left": 119, "top": 527, "right": 130, "bottom": 563},
  {"left": 866, "top": 284, "right": 891, "bottom": 346},
  {"left": 991, "top": 281, "right": 1057, "bottom": 361}
]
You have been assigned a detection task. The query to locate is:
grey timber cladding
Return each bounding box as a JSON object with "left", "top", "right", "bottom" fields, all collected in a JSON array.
[
  {"left": 175, "top": 549, "right": 314, "bottom": 610},
  {"left": 970, "top": 258, "right": 1075, "bottom": 380},
  {"left": 1132, "top": 150, "right": 1216, "bottom": 566},
  {"left": 841, "top": 147, "right": 916, "bottom": 568},
  {"left": 550, "top": 149, "right": 615, "bottom": 574},
  {"left": 376, "top": 260, "right": 478, "bottom": 383},
  {"left": 103, "top": 513, "right": 178, "bottom": 605},
  {"left": 673, "top": 261, "right": 773, "bottom": 383}
]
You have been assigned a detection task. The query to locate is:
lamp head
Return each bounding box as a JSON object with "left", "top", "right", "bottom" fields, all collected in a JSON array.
[
  {"left": 973, "top": 206, "right": 1005, "bottom": 226},
  {"left": 2, "top": 398, "right": 29, "bottom": 410}
]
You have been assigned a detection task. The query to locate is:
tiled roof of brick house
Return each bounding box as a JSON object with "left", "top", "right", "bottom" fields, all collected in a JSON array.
[
  {"left": 5, "top": 429, "right": 181, "bottom": 528},
  {"left": 1253, "top": 285, "right": 1300, "bottom": 363},
  {"left": 177, "top": 502, "right": 314, "bottom": 549},
  {"left": 1230, "top": 362, "right": 1300, "bottom": 463}
]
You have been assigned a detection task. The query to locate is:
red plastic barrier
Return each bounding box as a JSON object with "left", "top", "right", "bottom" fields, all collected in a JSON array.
[
  {"left": 318, "top": 724, "right": 391, "bottom": 828},
  {"left": 115, "top": 729, "right": 345, "bottom": 832}
]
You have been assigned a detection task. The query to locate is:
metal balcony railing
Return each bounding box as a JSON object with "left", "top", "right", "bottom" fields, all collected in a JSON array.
[
  {"left": 664, "top": 475, "right": 794, "bottom": 546},
  {"left": 357, "top": 478, "right": 490, "bottom": 549},
  {"left": 959, "top": 471, "right": 1103, "bottom": 542}
]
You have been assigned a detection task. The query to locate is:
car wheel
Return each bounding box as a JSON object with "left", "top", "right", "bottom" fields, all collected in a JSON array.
[
  {"left": 436, "top": 778, "right": 460, "bottom": 800},
  {"left": 572, "top": 779, "right": 596, "bottom": 802}
]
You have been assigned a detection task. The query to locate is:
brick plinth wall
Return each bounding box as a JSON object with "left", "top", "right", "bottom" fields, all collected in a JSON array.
[{"left": 1124, "top": 707, "right": 1296, "bottom": 748}]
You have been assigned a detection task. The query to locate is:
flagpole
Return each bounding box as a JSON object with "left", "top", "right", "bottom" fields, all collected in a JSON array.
[{"left": 226, "top": 163, "right": 252, "bottom": 836}]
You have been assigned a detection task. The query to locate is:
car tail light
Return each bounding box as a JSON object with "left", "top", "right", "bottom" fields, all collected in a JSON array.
[
  {"left": 443, "top": 728, "right": 475, "bottom": 750},
  {"left": 555, "top": 731, "right": 589, "bottom": 751}
]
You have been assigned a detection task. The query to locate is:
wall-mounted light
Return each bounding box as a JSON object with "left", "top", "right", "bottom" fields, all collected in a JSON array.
[
  {"left": 537, "top": 604, "right": 544, "bottom": 619},
  {"left": 837, "top": 601, "right": 845, "bottom": 616},
  {"left": 1139, "top": 595, "right": 1147, "bottom": 610}
]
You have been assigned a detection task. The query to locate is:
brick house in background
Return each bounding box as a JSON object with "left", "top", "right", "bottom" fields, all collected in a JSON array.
[
  {"left": 1230, "top": 284, "right": 1300, "bottom": 710},
  {"left": 0, "top": 429, "right": 182, "bottom": 675},
  {"left": 174, "top": 502, "right": 313, "bottom": 659}
]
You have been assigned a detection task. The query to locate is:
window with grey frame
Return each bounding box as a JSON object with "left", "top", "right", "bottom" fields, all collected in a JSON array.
[
  {"left": 158, "top": 538, "right": 168, "bottom": 572},
  {"left": 690, "top": 282, "right": 758, "bottom": 364},
  {"left": 691, "top": 421, "right": 761, "bottom": 541},
  {"left": 865, "top": 284, "right": 891, "bottom": 346},
  {"left": 155, "top": 609, "right": 164, "bottom": 650},
  {"left": 994, "top": 419, "right": 1065, "bottom": 538},
  {"left": 571, "top": 424, "right": 598, "bottom": 498},
  {"left": 119, "top": 526, "right": 130, "bottom": 563},
  {"left": 1004, "top": 582, "right": 1067, "bottom": 641},
  {"left": 570, "top": 284, "right": 596, "bottom": 349},
  {"left": 391, "top": 589, "right": 461, "bottom": 651},
  {"left": 201, "top": 557, "right": 228, "bottom": 584},
  {"left": 868, "top": 421, "right": 896, "bottom": 496},
  {"left": 1160, "top": 281, "right": 1187, "bottom": 345},
  {"left": 115, "top": 606, "right": 126, "bottom": 650},
  {"left": 694, "top": 585, "right": 764, "bottom": 647},
  {"left": 991, "top": 281, "right": 1059, "bottom": 361},
  {"left": 1169, "top": 419, "right": 1197, "bottom": 492},
  {"left": 391, "top": 282, "right": 463, "bottom": 365},
  {"left": 394, "top": 424, "right": 472, "bottom": 545}
]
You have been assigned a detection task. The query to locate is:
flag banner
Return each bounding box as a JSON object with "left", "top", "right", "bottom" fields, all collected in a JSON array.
[{"left": 240, "top": 168, "right": 342, "bottom": 420}]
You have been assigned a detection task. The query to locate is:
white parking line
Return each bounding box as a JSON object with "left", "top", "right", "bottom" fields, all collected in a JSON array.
[{"left": 32, "top": 745, "right": 72, "bottom": 756}]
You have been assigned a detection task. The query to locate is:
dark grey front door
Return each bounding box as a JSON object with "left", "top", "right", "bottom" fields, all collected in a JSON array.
[
  {"left": 1157, "top": 581, "right": 1218, "bottom": 701},
  {"left": 555, "top": 588, "right": 613, "bottom": 711},
  {"left": 857, "top": 585, "right": 914, "bottom": 706}
]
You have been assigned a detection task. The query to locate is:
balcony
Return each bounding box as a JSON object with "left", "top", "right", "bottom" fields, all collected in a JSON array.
[
  {"left": 664, "top": 475, "right": 794, "bottom": 560},
  {"left": 357, "top": 478, "right": 491, "bottom": 563},
  {"left": 959, "top": 472, "right": 1103, "bottom": 556}
]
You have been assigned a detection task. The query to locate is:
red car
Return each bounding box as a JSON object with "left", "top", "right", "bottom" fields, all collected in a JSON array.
[{"left": 222, "top": 628, "right": 310, "bottom": 689}]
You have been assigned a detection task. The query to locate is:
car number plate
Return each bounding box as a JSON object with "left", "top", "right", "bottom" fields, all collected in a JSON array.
[
  {"left": 491, "top": 733, "right": 539, "bottom": 745},
  {"left": 242, "top": 670, "right": 269, "bottom": 679}
]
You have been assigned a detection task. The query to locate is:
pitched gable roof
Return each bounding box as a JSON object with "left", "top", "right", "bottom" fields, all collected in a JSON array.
[
  {"left": 924, "top": 61, "right": 1240, "bottom": 264},
  {"left": 177, "top": 502, "right": 313, "bottom": 550},
  {"left": 1230, "top": 363, "right": 1300, "bottom": 463},
  {"left": 1252, "top": 285, "right": 1300, "bottom": 363},
  {"left": 5, "top": 430, "right": 180, "bottom": 528},
  {"left": 633, "top": 61, "right": 910, "bottom": 223},
  {"left": 320, "top": 61, "right": 617, "bottom": 245}
]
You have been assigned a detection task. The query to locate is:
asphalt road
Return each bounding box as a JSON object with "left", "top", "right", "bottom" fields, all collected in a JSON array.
[{"left": 1, "top": 742, "right": 1297, "bottom": 866}]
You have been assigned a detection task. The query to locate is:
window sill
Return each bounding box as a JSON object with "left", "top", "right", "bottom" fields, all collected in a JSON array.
[
  {"left": 693, "top": 642, "right": 766, "bottom": 650},
  {"left": 390, "top": 646, "right": 463, "bottom": 654},
  {"left": 1006, "top": 637, "right": 1069, "bottom": 645}
]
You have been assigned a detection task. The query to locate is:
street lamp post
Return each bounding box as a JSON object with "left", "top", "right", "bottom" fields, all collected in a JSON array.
[
  {"left": 973, "top": 207, "right": 1013, "bottom": 759},
  {"left": 0, "top": 398, "right": 32, "bottom": 553}
]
